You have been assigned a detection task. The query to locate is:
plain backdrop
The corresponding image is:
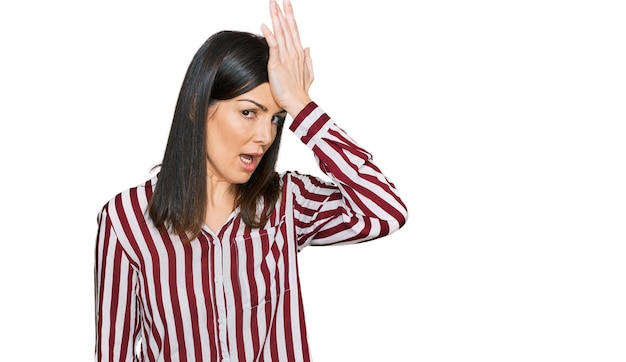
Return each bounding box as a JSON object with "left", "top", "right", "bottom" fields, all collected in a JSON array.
[{"left": 1, "top": 0, "right": 625, "bottom": 361}]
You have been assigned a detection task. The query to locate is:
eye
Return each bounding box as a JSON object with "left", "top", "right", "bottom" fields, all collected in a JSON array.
[
  {"left": 241, "top": 109, "right": 257, "bottom": 119},
  {"left": 272, "top": 114, "right": 286, "bottom": 126}
]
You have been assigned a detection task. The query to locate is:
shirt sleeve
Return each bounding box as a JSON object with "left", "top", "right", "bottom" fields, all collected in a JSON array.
[
  {"left": 94, "top": 205, "right": 141, "bottom": 361},
  {"left": 288, "top": 101, "right": 408, "bottom": 248}
]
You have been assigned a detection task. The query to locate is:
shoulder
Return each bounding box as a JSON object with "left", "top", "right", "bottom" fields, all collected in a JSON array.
[{"left": 99, "top": 176, "right": 157, "bottom": 221}]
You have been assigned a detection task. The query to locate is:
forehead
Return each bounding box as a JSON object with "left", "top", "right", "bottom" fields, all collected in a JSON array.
[{"left": 231, "top": 83, "right": 281, "bottom": 113}]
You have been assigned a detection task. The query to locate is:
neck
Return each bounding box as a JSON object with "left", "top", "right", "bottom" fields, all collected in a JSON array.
[
  {"left": 204, "top": 176, "right": 237, "bottom": 232},
  {"left": 206, "top": 176, "right": 235, "bottom": 208}
]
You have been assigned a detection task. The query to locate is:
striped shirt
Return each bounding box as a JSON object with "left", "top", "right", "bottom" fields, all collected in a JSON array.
[{"left": 94, "top": 102, "right": 408, "bottom": 361}]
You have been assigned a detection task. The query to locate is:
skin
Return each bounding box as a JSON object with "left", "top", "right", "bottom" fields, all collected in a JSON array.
[
  {"left": 261, "top": 0, "right": 314, "bottom": 115},
  {"left": 206, "top": 83, "right": 286, "bottom": 187},
  {"left": 204, "top": 0, "right": 314, "bottom": 232},
  {"left": 204, "top": 84, "right": 285, "bottom": 231}
]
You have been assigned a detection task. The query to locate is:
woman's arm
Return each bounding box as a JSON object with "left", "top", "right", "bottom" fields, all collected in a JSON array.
[
  {"left": 94, "top": 206, "right": 140, "bottom": 361},
  {"left": 289, "top": 102, "right": 408, "bottom": 247},
  {"left": 261, "top": 1, "right": 407, "bottom": 245}
]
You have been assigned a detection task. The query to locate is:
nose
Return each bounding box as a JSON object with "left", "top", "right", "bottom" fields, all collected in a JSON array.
[{"left": 254, "top": 117, "right": 275, "bottom": 145}]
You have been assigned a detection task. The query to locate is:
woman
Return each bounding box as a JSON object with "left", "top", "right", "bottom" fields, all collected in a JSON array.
[{"left": 94, "top": 0, "right": 408, "bottom": 360}]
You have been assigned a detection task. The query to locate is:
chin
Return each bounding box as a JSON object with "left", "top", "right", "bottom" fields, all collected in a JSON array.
[{"left": 231, "top": 174, "right": 254, "bottom": 185}]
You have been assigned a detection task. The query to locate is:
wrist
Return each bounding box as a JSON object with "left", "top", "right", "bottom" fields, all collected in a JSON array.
[{"left": 283, "top": 96, "right": 313, "bottom": 118}]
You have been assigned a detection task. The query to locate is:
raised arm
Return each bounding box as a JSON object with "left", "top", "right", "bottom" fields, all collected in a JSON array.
[
  {"left": 288, "top": 103, "right": 408, "bottom": 247},
  {"left": 261, "top": 0, "right": 407, "bottom": 246}
]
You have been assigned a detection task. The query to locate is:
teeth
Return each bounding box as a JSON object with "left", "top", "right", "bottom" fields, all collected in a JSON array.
[{"left": 241, "top": 155, "right": 252, "bottom": 164}]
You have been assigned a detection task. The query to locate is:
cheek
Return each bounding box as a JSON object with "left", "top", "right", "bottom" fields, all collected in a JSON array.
[
  {"left": 270, "top": 125, "right": 280, "bottom": 140},
  {"left": 207, "top": 118, "right": 235, "bottom": 145},
  {"left": 271, "top": 127, "right": 281, "bottom": 143},
  {"left": 205, "top": 124, "right": 227, "bottom": 157}
]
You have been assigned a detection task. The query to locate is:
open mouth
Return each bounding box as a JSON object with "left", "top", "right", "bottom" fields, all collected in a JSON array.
[
  {"left": 240, "top": 153, "right": 260, "bottom": 172},
  {"left": 240, "top": 154, "right": 253, "bottom": 164}
]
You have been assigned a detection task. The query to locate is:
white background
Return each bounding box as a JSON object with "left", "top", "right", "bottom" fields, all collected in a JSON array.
[{"left": 1, "top": 0, "right": 625, "bottom": 361}]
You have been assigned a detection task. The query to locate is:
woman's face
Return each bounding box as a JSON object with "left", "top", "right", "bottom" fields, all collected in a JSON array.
[{"left": 205, "top": 82, "right": 286, "bottom": 185}]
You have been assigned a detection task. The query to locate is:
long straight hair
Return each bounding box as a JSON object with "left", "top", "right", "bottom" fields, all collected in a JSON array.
[{"left": 148, "top": 30, "right": 284, "bottom": 240}]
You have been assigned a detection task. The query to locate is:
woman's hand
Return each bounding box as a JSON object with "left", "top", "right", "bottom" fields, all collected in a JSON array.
[{"left": 261, "top": 0, "right": 314, "bottom": 117}]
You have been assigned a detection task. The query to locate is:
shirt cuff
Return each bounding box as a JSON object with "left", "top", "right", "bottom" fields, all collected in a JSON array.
[{"left": 289, "top": 101, "right": 333, "bottom": 148}]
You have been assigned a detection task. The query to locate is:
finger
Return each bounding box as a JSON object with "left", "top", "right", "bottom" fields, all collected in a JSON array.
[
  {"left": 282, "top": 0, "right": 303, "bottom": 51},
  {"left": 273, "top": 0, "right": 302, "bottom": 60},
  {"left": 269, "top": 0, "right": 289, "bottom": 61},
  {"left": 304, "top": 47, "right": 314, "bottom": 84},
  {"left": 260, "top": 23, "right": 277, "bottom": 48},
  {"left": 277, "top": 0, "right": 301, "bottom": 56}
]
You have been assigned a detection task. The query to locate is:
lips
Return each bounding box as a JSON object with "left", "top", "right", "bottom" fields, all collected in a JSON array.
[{"left": 240, "top": 153, "right": 260, "bottom": 172}]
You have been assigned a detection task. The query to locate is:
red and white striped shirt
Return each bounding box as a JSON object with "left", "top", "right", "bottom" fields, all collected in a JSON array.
[{"left": 94, "top": 102, "right": 408, "bottom": 361}]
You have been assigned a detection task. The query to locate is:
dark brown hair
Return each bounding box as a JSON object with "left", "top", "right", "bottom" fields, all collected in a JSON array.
[{"left": 148, "top": 30, "right": 283, "bottom": 240}]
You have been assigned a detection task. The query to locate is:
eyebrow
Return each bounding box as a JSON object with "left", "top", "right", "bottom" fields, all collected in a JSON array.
[{"left": 237, "top": 99, "right": 286, "bottom": 115}]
